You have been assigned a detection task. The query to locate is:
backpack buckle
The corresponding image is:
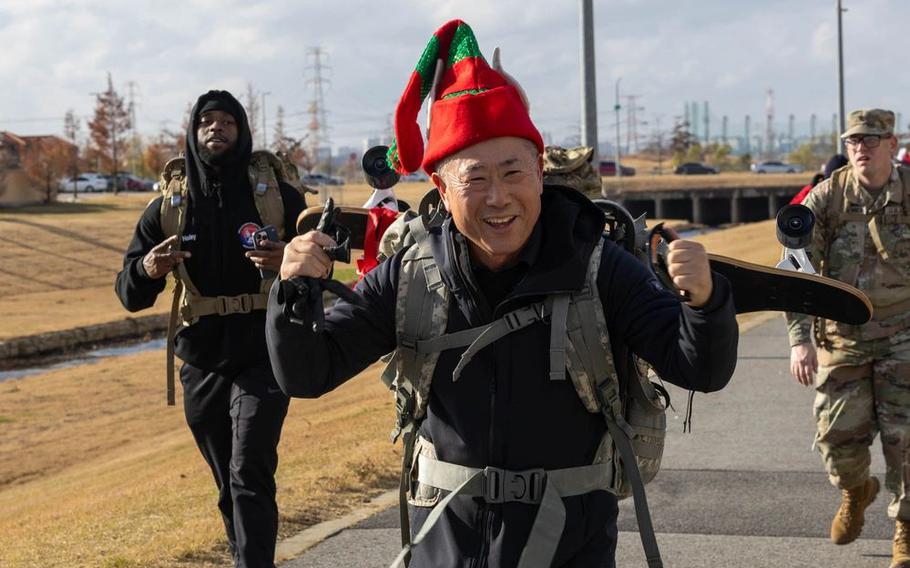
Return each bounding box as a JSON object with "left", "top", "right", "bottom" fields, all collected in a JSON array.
[
  {"left": 217, "top": 295, "right": 253, "bottom": 315},
  {"left": 483, "top": 466, "right": 545, "bottom": 504}
]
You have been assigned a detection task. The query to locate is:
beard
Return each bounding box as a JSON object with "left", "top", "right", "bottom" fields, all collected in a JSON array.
[{"left": 196, "top": 139, "right": 235, "bottom": 167}]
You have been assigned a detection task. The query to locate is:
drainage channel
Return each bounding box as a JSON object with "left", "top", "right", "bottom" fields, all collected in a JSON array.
[{"left": 0, "top": 336, "right": 166, "bottom": 383}]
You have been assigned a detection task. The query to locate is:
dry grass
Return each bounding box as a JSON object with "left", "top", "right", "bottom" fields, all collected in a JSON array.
[
  {"left": 601, "top": 171, "right": 806, "bottom": 194},
  {"left": 0, "top": 351, "right": 398, "bottom": 568},
  {"left": 0, "top": 185, "right": 432, "bottom": 340},
  {"left": 0, "top": 187, "right": 787, "bottom": 567}
]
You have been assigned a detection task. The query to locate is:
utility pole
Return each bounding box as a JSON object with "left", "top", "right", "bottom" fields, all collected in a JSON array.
[
  {"left": 788, "top": 114, "right": 795, "bottom": 150},
  {"left": 614, "top": 77, "right": 622, "bottom": 179},
  {"left": 721, "top": 115, "right": 728, "bottom": 146},
  {"left": 703, "top": 101, "right": 710, "bottom": 145},
  {"left": 832, "top": 113, "right": 838, "bottom": 151},
  {"left": 744, "top": 114, "right": 751, "bottom": 155},
  {"left": 579, "top": 0, "right": 599, "bottom": 185},
  {"left": 811, "top": 113, "right": 817, "bottom": 144},
  {"left": 764, "top": 89, "right": 775, "bottom": 159},
  {"left": 836, "top": 0, "right": 847, "bottom": 154},
  {"left": 261, "top": 91, "right": 271, "bottom": 149},
  {"left": 691, "top": 102, "right": 700, "bottom": 142}
]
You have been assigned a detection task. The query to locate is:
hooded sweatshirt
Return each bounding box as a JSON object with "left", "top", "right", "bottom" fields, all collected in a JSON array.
[{"left": 115, "top": 90, "right": 306, "bottom": 374}]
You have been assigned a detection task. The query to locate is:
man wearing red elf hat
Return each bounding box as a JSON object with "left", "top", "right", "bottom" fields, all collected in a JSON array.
[{"left": 268, "top": 19, "right": 737, "bottom": 567}]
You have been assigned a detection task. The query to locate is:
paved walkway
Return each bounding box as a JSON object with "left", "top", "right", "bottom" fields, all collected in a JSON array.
[{"left": 279, "top": 316, "right": 894, "bottom": 567}]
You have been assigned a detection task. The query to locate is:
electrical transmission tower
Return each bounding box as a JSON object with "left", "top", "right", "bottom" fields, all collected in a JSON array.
[
  {"left": 623, "top": 95, "right": 644, "bottom": 154},
  {"left": 305, "top": 47, "right": 331, "bottom": 171},
  {"left": 764, "top": 89, "right": 775, "bottom": 159}
]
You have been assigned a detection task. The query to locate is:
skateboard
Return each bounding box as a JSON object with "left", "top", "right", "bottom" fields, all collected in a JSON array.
[
  {"left": 296, "top": 199, "right": 873, "bottom": 325},
  {"left": 707, "top": 253, "right": 872, "bottom": 325}
]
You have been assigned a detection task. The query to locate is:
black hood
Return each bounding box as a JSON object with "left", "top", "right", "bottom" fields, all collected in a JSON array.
[{"left": 185, "top": 90, "right": 253, "bottom": 198}]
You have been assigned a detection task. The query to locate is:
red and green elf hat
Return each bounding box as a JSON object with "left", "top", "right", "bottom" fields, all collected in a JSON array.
[{"left": 387, "top": 19, "right": 544, "bottom": 175}]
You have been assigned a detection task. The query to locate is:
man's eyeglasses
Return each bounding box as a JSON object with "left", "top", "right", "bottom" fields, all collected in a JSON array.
[{"left": 844, "top": 134, "right": 891, "bottom": 149}]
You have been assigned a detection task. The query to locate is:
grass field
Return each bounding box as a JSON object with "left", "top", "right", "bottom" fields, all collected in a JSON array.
[{"left": 0, "top": 183, "right": 785, "bottom": 567}]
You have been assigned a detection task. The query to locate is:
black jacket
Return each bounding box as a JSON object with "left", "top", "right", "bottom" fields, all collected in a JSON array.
[
  {"left": 266, "top": 187, "right": 737, "bottom": 566},
  {"left": 115, "top": 184, "right": 305, "bottom": 373}
]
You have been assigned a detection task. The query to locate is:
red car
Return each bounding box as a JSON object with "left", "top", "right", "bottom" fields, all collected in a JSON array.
[{"left": 598, "top": 160, "right": 636, "bottom": 176}]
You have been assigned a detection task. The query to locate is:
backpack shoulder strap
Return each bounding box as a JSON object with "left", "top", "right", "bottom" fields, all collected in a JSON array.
[
  {"left": 159, "top": 156, "right": 189, "bottom": 241},
  {"left": 248, "top": 150, "right": 286, "bottom": 242}
]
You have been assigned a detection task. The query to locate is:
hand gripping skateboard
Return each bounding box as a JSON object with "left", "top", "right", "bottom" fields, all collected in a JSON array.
[{"left": 596, "top": 200, "right": 872, "bottom": 326}]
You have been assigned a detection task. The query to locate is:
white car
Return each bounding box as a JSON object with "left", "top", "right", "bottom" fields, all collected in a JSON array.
[
  {"left": 750, "top": 160, "right": 804, "bottom": 174},
  {"left": 58, "top": 173, "right": 110, "bottom": 193}
]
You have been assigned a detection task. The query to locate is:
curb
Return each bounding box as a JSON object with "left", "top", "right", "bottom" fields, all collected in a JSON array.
[
  {"left": 0, "top": 313, "right": 168, "bottom": 360},
  {"left": 275, "top": 489, "right": 398, "bottom": 563}
]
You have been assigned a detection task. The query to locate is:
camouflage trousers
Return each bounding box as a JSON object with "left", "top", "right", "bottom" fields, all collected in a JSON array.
[{"left": 814, "top": 325, "right": 910, "bottom": 519}]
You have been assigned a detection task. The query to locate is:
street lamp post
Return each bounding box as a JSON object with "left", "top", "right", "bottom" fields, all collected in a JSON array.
[
  {"left": 836, "top": 0, "right": 847, "bottom": 154},
  {"left": 614, "top": 77, "right": 622, "bottom": 179}
]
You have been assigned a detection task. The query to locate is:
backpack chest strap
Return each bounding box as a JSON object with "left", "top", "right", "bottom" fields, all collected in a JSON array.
[
  {"left": 406, "top": 301, "right": 553, "bottom": 382},
  {"left": 398, "top": 454, "right": 611, "bottom": 568},
  {"left": 180, "top": 292, "right": 268, "bottom": 321}
]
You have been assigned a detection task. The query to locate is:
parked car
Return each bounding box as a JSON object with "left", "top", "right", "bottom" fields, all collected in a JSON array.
[
  {"left": 301, "top": 173, "right": 344, "bottom": 186},
  {"left": 58, "top": 173, "right": 110, "bottom": 193},
  {"left": 598, "top": 160, "right": 636, "bottom": 176},
  {"left": 674, "top": 162, "right": 719, "bottom": 175},
  {"left": 400, "top": 172, "right": 430, "bottom": 182},
  {"left": 750, "top": 160, "right": 804, "bottom": 174}
]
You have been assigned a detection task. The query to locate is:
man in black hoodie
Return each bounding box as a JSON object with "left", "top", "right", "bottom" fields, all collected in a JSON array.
[
  {"left": 265, "top": 21, "right": 737, "bottom": 568},
  {"left": 115, "top": 90, "right": 306, "bottom": 568}
]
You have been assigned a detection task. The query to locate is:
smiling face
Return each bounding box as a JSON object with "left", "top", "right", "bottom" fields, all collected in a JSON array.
[
  {"left": 195, "top": 110, "right": 238, "bottom": 160},
  {"left": 846, "top": 133, "right": 898, "bottom": 190},
  {"left": 432, "top": 137, "right": 543, "bottom": 271}
]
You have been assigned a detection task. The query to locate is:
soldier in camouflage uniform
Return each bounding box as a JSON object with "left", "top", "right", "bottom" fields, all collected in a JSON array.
[{"left": 786, "top": 109, "right": 910, "bottom": 568}]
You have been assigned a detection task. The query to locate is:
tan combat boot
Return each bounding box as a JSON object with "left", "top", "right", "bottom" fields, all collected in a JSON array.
[
  {"left": 892, "top": 520, "right": 910, "bottom": 568},
  {"left": 830, "top": 476, "right": 879, "bottom": 544}
]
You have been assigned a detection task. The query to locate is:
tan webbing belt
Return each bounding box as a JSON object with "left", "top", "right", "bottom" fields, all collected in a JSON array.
[
  {"left": 164, "top": 290, "right": 268, "bottom": 406},
  {"left": 166, "top": 280, "right": 183, "bottom": 407}
]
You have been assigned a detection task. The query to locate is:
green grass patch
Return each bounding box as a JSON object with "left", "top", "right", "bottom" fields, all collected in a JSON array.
[
  {"left": 0, "top": 416, "right": 12, "bottom": 424},
  {"left": 333, "top": 267, "right": 357, "bottom": 283}
]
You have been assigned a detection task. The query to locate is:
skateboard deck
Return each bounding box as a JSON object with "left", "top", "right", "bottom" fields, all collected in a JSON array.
[
  {"left": 296, "top": 204, "right": 873, "bottom": 325},
  {"left": 297, "top": 205, "right": 373, "bottom": 249},
  {"left": 708, "top": 253, "right": 872, "bottom": 325}
]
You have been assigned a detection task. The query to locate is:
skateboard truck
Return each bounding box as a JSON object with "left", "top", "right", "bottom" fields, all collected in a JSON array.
[
  {"left": 286, "top": 198, "right": 362, "bottom": 332},
  {"left": 774, "top": 204, "right": 817, "bottom": 275},
  {"left": 647, "top": 223, "right": 691, "bottom": 302}
]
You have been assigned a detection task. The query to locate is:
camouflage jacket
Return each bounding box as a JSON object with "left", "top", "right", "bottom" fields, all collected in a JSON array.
[{"left": 786, "top": 165, "right": 910, "bottom": 346}]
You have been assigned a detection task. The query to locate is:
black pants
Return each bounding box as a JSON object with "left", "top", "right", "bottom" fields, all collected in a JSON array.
[{"left": 181, "top": 360, "right": 290, "bottom": 568}]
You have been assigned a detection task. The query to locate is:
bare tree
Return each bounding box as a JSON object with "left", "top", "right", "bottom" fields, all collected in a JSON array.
[
  {"left": 63, "top": 109, "right": 81, "bottom": 198},
  {"left": 88, "top": 72, "right": 131, "bottom": 193},
  {"left": 272, "top": 105, "right": 288, "bottom": 153},
  {"left": 244, "top": 82, "right": 259, "bottom": 146}
]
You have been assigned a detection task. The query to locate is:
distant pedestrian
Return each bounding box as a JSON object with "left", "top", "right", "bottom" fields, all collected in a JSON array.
[{"left": 790, "top": 154, "right": 848, "bottom": 204}]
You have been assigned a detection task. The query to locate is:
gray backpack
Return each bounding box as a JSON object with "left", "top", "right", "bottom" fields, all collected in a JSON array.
[{"left": 378, "top": 209, "right": 668, "bottom": 568}]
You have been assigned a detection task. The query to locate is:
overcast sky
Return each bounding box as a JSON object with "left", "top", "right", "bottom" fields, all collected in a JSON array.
[{"left": 1, "top": 0, "right": 906, "bottom": 151}]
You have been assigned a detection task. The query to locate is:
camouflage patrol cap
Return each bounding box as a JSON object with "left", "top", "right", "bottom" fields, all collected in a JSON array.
[{"left": 841, "top": 108, "right": 895, "bottom": 139}]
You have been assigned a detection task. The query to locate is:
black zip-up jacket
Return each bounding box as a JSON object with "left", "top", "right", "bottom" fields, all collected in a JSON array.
[
  {"left": 266, "top": 187, "right": 737, "bottom": 566},
  {"left": 115, "top": 182, "right": 305, "bottom": 373}
]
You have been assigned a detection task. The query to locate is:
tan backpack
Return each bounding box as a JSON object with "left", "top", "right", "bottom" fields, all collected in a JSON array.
[{"left": 156, "top": 150, "right": 296, "bottom": 405}]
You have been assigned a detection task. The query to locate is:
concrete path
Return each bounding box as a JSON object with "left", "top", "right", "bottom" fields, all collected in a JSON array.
[{"left": 279, "top": 316, "right": 895, "bottom": 567}]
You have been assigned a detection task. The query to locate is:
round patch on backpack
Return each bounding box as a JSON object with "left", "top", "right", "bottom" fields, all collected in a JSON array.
[{"left": 238, "top": 222, "right": 261, "bottom": 249}]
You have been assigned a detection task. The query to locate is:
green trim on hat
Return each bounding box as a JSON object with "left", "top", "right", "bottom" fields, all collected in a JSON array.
[
  {"left": 449, "top": 23, "right": 483, "bottom": 67},
  {"left": 386, "top": 141, "right": 400, "bottom": 171},
  {"left": 416, "top": 35, "right": 440, "bottom": 100},
  {"left": 442, "top": 88, "right": 490, "bottom": 100}
]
